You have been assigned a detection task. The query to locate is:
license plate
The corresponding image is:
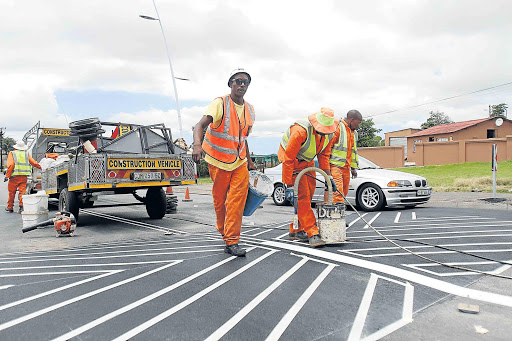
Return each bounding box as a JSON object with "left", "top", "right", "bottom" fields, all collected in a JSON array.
[
  {"left": 132, "top": 172, "right": 163, "bottom": 181},
  {"left": 417, "top": 189, "right": 430, "bottom": 196}
]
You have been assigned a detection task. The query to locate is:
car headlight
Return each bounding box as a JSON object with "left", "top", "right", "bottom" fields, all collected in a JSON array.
[{"left": 387, "top": 180, "right": 412, "bottom": 187}]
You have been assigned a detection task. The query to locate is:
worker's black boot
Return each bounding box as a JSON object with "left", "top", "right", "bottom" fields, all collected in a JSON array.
[
  {"left": 5, "top": 207, "right": 13, "bottom": 213},
  {"left": 225, "top": 244, "right": 246, "bottom": 257},
  {"left": 308, "top": 234, "right": 325, "bottom": 248},
  {"left": 17, "top": 206, "right": 23, "bottom": 214},
  {"left": 289, "top": 230, "right": 308, "bottom": 242}
]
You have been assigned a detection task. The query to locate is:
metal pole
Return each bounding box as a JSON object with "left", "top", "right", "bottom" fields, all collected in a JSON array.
[
  {"left": 492, "top": 144, "right": 497, "bottom": 199},
  {"left": 0, "top": 127, "right": 3, "bottom": 171},
  {"left": 152, "top": 0, "right": 183, "bottom": 139}
]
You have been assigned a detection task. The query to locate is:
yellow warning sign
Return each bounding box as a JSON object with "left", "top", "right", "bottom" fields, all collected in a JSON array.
[
  {"left": 107, "top": 158, "right": 181, "bottom": 170},
  {"left": 42, "top": 129, "right": 71, "bottom": 136}
]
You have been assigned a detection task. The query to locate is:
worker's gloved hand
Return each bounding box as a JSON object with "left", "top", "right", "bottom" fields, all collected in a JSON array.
[
  {"left": 325, "top": 176, "right": 337, "bottom": 192},
  {"left": 285, "top": 187, "right": 294, "bottom": 204},
  {"left": 3, "top": 177, "right": 8, "bottom": 182}
]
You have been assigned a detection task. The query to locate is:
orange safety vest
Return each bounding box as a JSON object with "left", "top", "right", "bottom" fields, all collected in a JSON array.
[{"left": 202, "top": 95, "right": 255, "bottom": 164}]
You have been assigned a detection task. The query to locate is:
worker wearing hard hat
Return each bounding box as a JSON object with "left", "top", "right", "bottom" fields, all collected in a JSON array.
[
  {"left": 278, "top": 108, "right": 339, "bottom": 247},
  {"left": 329, "top": 110, "right": 362, "bottom": 203},
  {"left": 192, "top": 68, "right": 256, "bottom": 257},
  {"left": 4, "top": 141, "right": 41, "bottom": 213}
]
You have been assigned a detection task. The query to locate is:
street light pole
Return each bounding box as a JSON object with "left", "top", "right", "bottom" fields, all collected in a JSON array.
[{"left": 140, "top": 0, "right": 183, "bottom": 139}]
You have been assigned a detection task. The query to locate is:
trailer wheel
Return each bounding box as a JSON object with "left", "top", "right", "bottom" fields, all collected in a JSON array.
[
  {"left": 146, "top": 187, "right": 166, "bottom": 219},
  {"left": 59, "top": 188, "right": 80, "bottom": 221}
]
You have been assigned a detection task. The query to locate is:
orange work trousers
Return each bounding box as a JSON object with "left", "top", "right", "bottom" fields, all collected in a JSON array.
[
  {"left": 7, "top": 176, "right": 28, "bottom": 210},
  {"left": 289, "top": 160, "right": 319, "bottom": 237},
  {"left": 208, "top": 163, "right": 249, "bottom": 245},
  {"left": 331, "top": 165, "right": 351, "bottom": 203}
]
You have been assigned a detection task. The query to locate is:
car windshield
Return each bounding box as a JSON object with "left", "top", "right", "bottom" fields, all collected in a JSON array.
[{"left": 314, "top": 156, "right": 381, "bottom": 169}]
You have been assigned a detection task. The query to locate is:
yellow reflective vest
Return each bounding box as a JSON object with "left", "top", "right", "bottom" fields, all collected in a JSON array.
[
  {"left": 330, "top": 124, "right": 359, "bottom": 168},
  {"left": 280, "top": 119, "right": 333, "bottom": 162},
  {"left": 11, "top": 150, "right": 32, "bottom": 176}
]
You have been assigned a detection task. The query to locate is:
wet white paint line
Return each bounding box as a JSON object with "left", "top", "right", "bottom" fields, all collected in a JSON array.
[
  {"left": 0, "top": 271, "right": 121, "bottom": 311},
  {"left": 51, "top": 251, "right": 250, "bottom": 341},
  {"left": 347, "top": 222, "right": 512, "bottom": 235},
  {"left": 348, "top": 228, "right": 512, "bottom": 240},
  {"left": 394, "top": 212, "right": 401, "bottom": 223},
  {"left": 342, "top": 248, "right": 512, "bottom": 258},
  {"left": 0, "top": 260, "right": 185, "bottom": 272},
  {"left": 0, "top": 270, "right": 117, "bottom": 278},
  {"left": 0, "top": 285, "right": 14, "bottom": 290},
  {"left": 363, "top": 212, "right": 381, "bottom": 229},
  {"left": 112, "top": 249, "right": 278, "bottom": 341},
  {"left": 241, "top": 228, "right": 260, "bottom": 235},
  {"left": 275, "top": 232, "right": 290, "bottom": 240},
  {"left": 251, "top": 229, "right": 273, "bottom": 236},
  {"left": 411, "top": 212, "right": 416, "bottom": 220},
  {"left": 262, "top": 240, "right": 512, "bottom": 307},
  {"left": 348, "top": 213, "right": 369, "bottom": 228},
  {"left": 404, "top": 259, "right": 512, "bottom": 277},
  {"left": 265, "top": 264, "right": 336, "bottom": 341},
  {"left": 413, "top": 215, "right": 486, "bottom": 221},
  {"left": 0, "top": 261, "right": 180, "bottom": 332},
  {"left": 341, "top": 241, "right": 512, "bottom": 253},
  {"left": 205, "top": 257, "right": 309, "bottom": 341}
]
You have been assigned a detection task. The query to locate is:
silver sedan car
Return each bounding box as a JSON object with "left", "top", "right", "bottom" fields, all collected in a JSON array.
[{"left": 264, "top": 156, "right": 431, "bottom": 211}]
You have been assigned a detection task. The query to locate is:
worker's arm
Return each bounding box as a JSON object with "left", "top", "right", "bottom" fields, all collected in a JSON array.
[
  {"left": 245, "top": 141, "right": 257, "bottom": 170},
  {"left": 28, "top": 154, "right": 42, "bottom": 170},
  {"left": 5, "top": 152, "right": 14, "bottom": 178},
  {"left": 317, "top": 135, "right": 336, "bottom": 177},
  {"left": 281, "top": 125, "right": 307, "bottom": 186},
  {"left": 192, "top": 115, "right": 213, "bottom": 163}
]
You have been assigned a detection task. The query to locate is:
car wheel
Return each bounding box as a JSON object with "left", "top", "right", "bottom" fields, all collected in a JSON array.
[
  {"left": 272, "top": 183, "right": 289, "bottom": 206},
  {"left": 357, "top": 183, "right": 385, "bottom": 211},
  {"left": 58, "top": 188, "right": 80, "bottom": 221}
]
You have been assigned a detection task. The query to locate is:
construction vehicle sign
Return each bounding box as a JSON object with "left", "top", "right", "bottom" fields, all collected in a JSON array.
[
  {"left": 107, "top": 158, "right": 181, "bottom": 170},
  {"left": 42, "top": 129, "right": 71, "bottom": 136},
  {"left": 119, "top": 125, "right": 131, "bottom": 136}
]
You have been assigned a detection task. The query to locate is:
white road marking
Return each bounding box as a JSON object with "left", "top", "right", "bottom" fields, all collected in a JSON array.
[
  {"left": 262, "top": 240, "right": 512, "bottom": 307},
  {"left": 394, "top": 212, "right": 401, "bottom": 223},
  {"left": 205, "top": 257, "right": 309, "bottom": 341},
  {"left": 341, "top": 242, "right": 512, "bottom": 253},
  {"left": 265, "top": 264, "right": 336, "bottom": 341},
  {"left": 275, "top": 232, "right": 289, "bottom": 240},
  {"left": 404, "top": 259, "right": 512, "bottom": 277},
  {"left": 347, "top": 228, "right": 512, "bottom": 240},
  {"left": 364, "top": 212, "right": 381, "bottom": 229},
  {"left": 348, "top": 213, "right": 369, "bottom": 227},
  {"left": 0, "top": 285, "right": 14, "bottom": 290},
  {"left": 0, "top": 261, "right": 180, "bottom": 332},
  {"left": 347, "top": 273, "right": 378, "bottom": 341},
  {"left": 342, "top": 248, "right": 512, "bottom": 258},
  {"left": 0, "top": 260, "right": 184, "bottom": 272},
  {"left": 251, "top": 229, "right": 273, "bottom": 236},
  {"left": 241, "top": 228, "right": 260, "bottom": 234},
  {"left": 0, "top": 271, "right": 121, "bottom": 311},
  {"left": 112, "top": 250, "right": 279, "bottom": 341},
  {"left": 411, "top": 212, "right": 416, "bottom": 220},
  {"left": 51, "top": 254, "right": 244, "bottom": 341},
  {"left": 0, "top": 270, "right": 117, "bottom": 278},
  {"left": 347, "top": 222, "right": 512, "bottom": 235},
  {"left": 414, "top": 215, "right": 485, "bottom": 221}
]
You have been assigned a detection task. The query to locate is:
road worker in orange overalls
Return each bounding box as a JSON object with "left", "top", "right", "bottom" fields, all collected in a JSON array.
[
  {"left": 278, "top": 108, "right": 339, "bottom": 248},
  {"left": 4, "top": 141, "right": 41, "bottom": 213},
  {"left": 329, "top": 110, "right": 362, "bottom": 203},
  {"left": 192, "top": 68, "right": 256, "bottom": 257}
]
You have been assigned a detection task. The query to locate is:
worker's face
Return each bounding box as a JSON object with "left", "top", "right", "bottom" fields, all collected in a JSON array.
[
  {"left": 348, "top": 118, "right": 362, "bottom": 131},
  {"left": 230, "top": 73, "right": 250, "bottom": 97}
]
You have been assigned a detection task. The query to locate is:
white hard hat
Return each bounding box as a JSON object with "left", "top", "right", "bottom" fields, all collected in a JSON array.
[
  {"left": 13, "top": 140, "right": 28, "bottom": 151},
  {"left": 228, "top": 68, "right": 251, "bottom": 86}
]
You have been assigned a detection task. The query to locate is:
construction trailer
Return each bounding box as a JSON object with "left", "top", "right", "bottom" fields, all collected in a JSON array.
[{"left": 24, "top": 118, "right": 196, "bottom": 222}]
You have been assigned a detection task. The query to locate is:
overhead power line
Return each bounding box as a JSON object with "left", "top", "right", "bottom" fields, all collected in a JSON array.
[{"left": 367, "top": 81, "right": 512, "bottom": 118}]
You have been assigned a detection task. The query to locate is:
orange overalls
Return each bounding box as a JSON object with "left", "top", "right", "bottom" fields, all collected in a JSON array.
[
  {"left": 330, "top": 120, "right": 355, "bottom": 203},
  {"left": 278, "top": 125, "right": 335, "bottom": 237},
  {"left": 5, "top": 150, "right": 41, "bottom": 210}
]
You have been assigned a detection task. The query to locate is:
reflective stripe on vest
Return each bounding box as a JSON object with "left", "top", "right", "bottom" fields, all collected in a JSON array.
[
  {"left": 12, "top": 150, "right": 32, "bottom": 176},
  {"left": 280, "top": 119, "right": 333, "bottom": 162},
  {"left": 202, "top": 95, "right": 254, "bottom": 163},
  {"left": 330, "top": 124, "right": 359, "bottom": 168}
]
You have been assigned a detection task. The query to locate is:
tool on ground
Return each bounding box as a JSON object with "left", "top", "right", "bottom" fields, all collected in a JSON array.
[
  {"left": 21, "top": 211, "right": 76, "bottom": 237},
  {"left": 294, "top": 167, "right": 346, "bottom": 244}
]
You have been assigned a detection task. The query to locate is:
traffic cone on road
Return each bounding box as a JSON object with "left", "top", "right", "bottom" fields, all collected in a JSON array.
[
  {"left": 166, "top": 186, "right": 173, "bottom": 194},
  {"left": 182, "top": 187, "right": 193, "bottom": 202}
]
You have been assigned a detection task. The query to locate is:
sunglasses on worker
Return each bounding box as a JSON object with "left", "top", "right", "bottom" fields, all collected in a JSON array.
[{"left": 232, "top": 78, "right": 250, "bottom": 86}]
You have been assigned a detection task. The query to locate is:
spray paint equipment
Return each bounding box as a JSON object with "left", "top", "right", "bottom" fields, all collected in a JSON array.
[{"left": 21, "top": 211, "right": 77, "bottom": 237}]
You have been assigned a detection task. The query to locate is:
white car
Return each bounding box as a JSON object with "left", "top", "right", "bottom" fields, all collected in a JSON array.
[{"left": 264, "top": 156, "right": 432, "bottom": 211}]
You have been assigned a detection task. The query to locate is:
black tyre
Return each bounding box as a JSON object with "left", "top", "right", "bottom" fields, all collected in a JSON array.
[
  {"left": 58, "top": 188, "right": 80, "bottom": 221},
  {"left": 357, "top": 183, "right": 385, "bottom": 211},
  {"left": 145, "top": 187, "right": 166, "bottom": 219},
  {"left": 82, "top": 199, "right": 94, "bottom": 208},
  {"left": 272, "top": 183, "right": 290, "bottom": 206}
]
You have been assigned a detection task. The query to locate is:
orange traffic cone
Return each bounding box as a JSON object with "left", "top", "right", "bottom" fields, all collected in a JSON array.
[
  {"left": 166, "top": 186, "right": 173, "bottom": 194},
  {"left": 182, "top": 187, "right": 193, "bottom": 202}
]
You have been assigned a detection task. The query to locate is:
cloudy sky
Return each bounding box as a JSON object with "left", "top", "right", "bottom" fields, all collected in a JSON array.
[{"left": 2, "top": 0, "right": 511, "bottom": 154}]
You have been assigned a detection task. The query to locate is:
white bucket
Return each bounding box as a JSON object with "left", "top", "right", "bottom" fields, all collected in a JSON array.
[
  {"left": 23, "top": 192, "right": 49, "bottom": 212},
  {"left": 21, "top": 210, "right": 49, "bottom": 228}
]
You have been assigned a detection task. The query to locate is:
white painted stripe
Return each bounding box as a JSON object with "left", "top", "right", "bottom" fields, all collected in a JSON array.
[
  {"left": 0, "top": 260, "right": 182, "bottom": 272},
  {"left": 265, "top": 264, "right": 336, "bottom": 341},
  {"left": 251, "top": 229, "right": 273, "bottom": 236},
  {"left": 414, "top": 215, "right": 485, "bottom": 221},
  {"left": 348, "top": 222, "right": 512, "bottom": 234},
  {"left": 0, "top": 285, "right": 14, "bottom": 290},
  {"left": 112, "top": 250, "right": 278, "bottom": 341},
  {"left": 361, "top": 318, "right": 412, "bottom": 341},
  {"left": 0, "top": 271, "right": 121, "bottom": 311},
  {"left": 394, "top": 212, "right": 401, "bottom": 223},
  {"left": 241, "top": 228, "right": 259, "bottom": 234},
  {"left": 262, "top": 240, "right": 512, "bottom": 307},
  {"left": 275, "top": 232, "right": 289, "bottom": 240},
  {"left": 342, "top": 248, "right": 512, "bottom": 258},
  {"left": 348, "top": 228, "right": 512, "bottom": 240},
  {"left": 348, "top": 213, "right": 368, "bottom": 227},
  {"left": 411, "top": 212, "right": 416, "bottom": 220},
  {"left": 51, "top": 255, "right": 241, "bottom": 341},
  {"left": 0, "top": 270, "right": 115, "bottom": 278},
  {"left": 82, "top": 210, "right": 176, "bottom": 233},
  {"left": 205, "top": 258, "right": 309, "bottom": 341},
  {"left": 0, "top": 261, "right": 180, "bottom": 332},
  {"left": 341, "top": 242, "right": 512, "bottom": 253},
  {"left": 347, "top": 273, "right": 378, "bottom": 341},
  {"left": 363, "top": 212, "right": 381, "bottom": 229}
]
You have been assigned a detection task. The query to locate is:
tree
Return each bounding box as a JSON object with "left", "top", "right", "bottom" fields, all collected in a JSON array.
[
  {"left": 1, "top": 137, "right": 15, "bottom": 153},
  {"left": 357, "top": 118, "right": 382, "bottom": 147},
  {"left": 490, "top": 103, "right": 507, "bottom": 117},
  {"left": 420, "top": 111, "right": 454, "bottom": 129}
]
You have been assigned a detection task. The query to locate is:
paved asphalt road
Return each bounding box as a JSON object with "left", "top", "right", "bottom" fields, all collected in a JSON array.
[{"left": 0, "top": 179, "right": 511, "bottom": 340}]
